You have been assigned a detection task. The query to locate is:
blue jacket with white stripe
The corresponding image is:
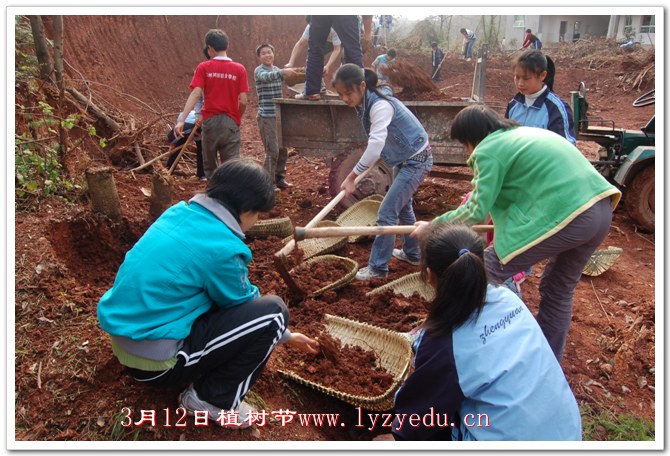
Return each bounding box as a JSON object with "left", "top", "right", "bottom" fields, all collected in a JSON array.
[
  {"left": 392, "top": 285, "right": 582, "bottom": 441},
  {"left": 505, "top": 89, "right": 577, "bottom": 145}
]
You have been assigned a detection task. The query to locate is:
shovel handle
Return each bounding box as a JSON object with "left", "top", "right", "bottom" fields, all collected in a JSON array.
[
  {"left": 294, "top": 224, "right": 494, "bottom": 241},
  {"left": 276, "top": 165, "right": 377, "bottom": 257}
]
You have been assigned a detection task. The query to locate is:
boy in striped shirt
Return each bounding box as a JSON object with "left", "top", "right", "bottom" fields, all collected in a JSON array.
[{"left": 254, "top": 43, "right": 299, "bottom": 190}]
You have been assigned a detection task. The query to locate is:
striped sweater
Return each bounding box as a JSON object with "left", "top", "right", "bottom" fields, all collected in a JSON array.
[{"left": 254, "top": 64, "right": 284, "bottom": 118}]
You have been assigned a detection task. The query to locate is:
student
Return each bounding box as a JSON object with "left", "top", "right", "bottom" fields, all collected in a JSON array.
[
  {"left": 522, "top": 28, "right": 543, "bottom": 49},
  {"left": 166, "top": 109, "right": 205, "bottom": 180},
  {"left": 371, "top": 48, "right": 396, "bottom": 83},
  {"left": 412, "top": 105, "right": 620, "bottom": 360},
  {"left": 506, "top": 50, "right": 576, "bottom": 144},
  {"left": 459, "top": 28, "right": 476, "bottom": 61},
  {"left": 333, "top": 64, "right": 432, "bottom": 281},
  {"left": 300, "top": 16, "right": 373, "bottom": 101},
  {"left": 254, "top": 43, "right": 298, "bottom": 190},
  {"left": 391, "top": 223, "right": 583, "bottom": 440},
  {"left": 175, "top": 29, "right": 249, "bottom": 179},
  {"left": 285, "top": 17, "right": 343, "bottom": 94},
  {"left": 97, "top": 159, "right": 319, "bottom": 428},
  {"left": 430, "top": 42, "right": 445, "bottom": 82}
]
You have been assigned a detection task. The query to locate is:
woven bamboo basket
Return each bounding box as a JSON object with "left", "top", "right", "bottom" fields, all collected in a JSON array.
[
  {"left": 246, "top": 217, "right": 293, "bottom": 238},
  {"left": 282, "top": 220, "right": 347, "bottom": 259},
  {"left": 278, "top": 314, "right": 412, "bottom": 411},
  {"left": 366, "top": 272, "right": 436, "bottom": 302},
  {"left": 336, "top": 198, "right": 382, "bottom": 243},
  {"left": 582, "top": 246, "right": 623, "bottom": 276},
  {"left": 289, "top": 255, "right": 359, "bottom": 296}
]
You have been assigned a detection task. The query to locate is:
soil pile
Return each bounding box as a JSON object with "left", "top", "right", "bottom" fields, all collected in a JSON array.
[{"left": 385, "top": 61, "right": 439, "bottom": 99}]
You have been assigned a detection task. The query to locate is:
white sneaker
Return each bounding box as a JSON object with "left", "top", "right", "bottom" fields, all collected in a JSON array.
[
  {"left": 355, "top": 266, "right": 388, "bottom": 281},
  {"left": 178, "top": 384, "right": 257, "bottom": 429},
  {"left": 392, "top": 249, "right": 420, "bottom": 266}
]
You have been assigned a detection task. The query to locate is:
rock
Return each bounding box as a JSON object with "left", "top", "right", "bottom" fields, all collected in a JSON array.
[
  {"left": 600, "top": 363, "right": 613, "bottom": 375},
  {"left": 637, "top": 376, "right": 648, "bottom": 388},
  {"left": 622, "top": 385, "right": 631, "bottom": 394}
]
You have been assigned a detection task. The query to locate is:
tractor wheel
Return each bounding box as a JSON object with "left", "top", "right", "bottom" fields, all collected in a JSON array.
[
  {"left": 624, "top": 165, "right": 654, "bottom": 232},
  {"left": 328, "top": 150, "right": 393, "bottom": 208}
]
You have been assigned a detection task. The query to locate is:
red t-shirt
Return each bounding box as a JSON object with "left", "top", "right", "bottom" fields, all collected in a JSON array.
[{"left": 190, "top": 57, "right": 249, "bottom": 125}]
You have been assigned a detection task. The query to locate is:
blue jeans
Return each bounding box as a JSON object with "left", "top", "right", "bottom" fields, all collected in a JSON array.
[
  {"left": 368, "top": 157, "right": 432, "bottom": 273},
  {"left": 464, "top": 39, "right": 475, "bottom": 59}
]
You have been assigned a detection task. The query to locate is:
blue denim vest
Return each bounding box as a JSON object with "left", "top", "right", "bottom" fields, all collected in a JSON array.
[{"left": 356, "top": 90, "right": 429, "bottom": 168}]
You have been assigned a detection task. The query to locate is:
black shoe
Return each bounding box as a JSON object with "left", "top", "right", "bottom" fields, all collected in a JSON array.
[{"left": 276, "top": 178, "right": 293, "bottom": 189}]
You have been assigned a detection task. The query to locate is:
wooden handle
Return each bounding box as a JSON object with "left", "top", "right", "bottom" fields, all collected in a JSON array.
[
  {"left": 276, "top": 164, "right": 377, "bottom": 257},
  {"left": 295, "top": 224, "right": 494, "bottom": 241}
]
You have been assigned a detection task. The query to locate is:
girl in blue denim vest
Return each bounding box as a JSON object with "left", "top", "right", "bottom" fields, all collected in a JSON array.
[{"left": 333, "top": 63, "right": 432, "bottom": 280}]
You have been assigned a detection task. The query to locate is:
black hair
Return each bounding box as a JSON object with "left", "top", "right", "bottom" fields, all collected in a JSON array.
[
  {"left": 202, "top": 47, "right": 209, "bottom": 60},
  {"left": 332, "top": 63, "right": 392, "bottom": 101},
  {"left": 450, "top": 104, "right": 518, "bottom": 147},
  {"left": 387, "top": 48, "right": 397, "bottom": 59},
  {"left": 420, "top": 223, "right": 488, "bottom": 335},
  {"left": 205, "top": 158, "right": 275, "bottom": 220},
  {"left": 256, "top": 43, "right": 275, "bottom": 57},
  {"left": 205, "top": 29, "right": 229, "bottom": 52},
  {"left": 460, "top": 28, "right": 467, "bottom": 34},
  {"left": 431, "top": 42, "right": 438, "bottom": 48},
  {"left": 513, "top": 49, "right": 556, "bottom": 91},
  {"left": 526, "top": 28, "right": 532, "bottom": 33}
]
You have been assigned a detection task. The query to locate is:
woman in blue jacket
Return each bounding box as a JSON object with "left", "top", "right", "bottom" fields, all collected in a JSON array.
[
  {"left": 97, "top": 159, "right": 319, "bottom": 428},
  {"left": 333, "top": 63, "right": 432, "bottom": 280},
  {"left": 392, "top": 223, "right": 582, "bottom": 441}
]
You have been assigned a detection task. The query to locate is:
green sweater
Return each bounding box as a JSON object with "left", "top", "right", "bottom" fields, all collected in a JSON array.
[{"left": 435, "top": 126, "right": 620, "bottom": 264}]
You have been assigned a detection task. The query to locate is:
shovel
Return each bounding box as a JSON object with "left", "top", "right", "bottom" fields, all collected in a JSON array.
[
  {"left": 295, "top": 224, "right": 494, "bottom": 241},
  {"left": 273, "top": 165, "right": 376, "bottom": 297}
]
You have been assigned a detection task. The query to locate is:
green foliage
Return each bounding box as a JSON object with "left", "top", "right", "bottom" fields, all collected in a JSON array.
[
  {"left": 109, "top": 409, "right": 140, "bottom": 441},
  {"left": 581, "top": 405, "right": 655, "bottom": 441}
]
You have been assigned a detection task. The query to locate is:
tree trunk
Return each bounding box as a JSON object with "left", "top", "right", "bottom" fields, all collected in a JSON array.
[
  {"left": 149, "top": 169, "right": 173, "bottom": 221},
  {"left": 28, "top": 15, "right": 54, "bottom": 83},
  {"left": 52, "top": 16, "right": 64, "bottom": 89},
  {"left": 67, "top": 87, "right": 123, "bottom": 134},
  {"left": 85, "top": 166, "right": 122, "bottom": 221},
  {"left": 52, "top": 16, "right": 67, "bottom": 168}
]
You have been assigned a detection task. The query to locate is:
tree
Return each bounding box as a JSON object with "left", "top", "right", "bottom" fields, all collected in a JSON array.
[{"left": 28, "top": 15, "right": 53, "bottom": 83}]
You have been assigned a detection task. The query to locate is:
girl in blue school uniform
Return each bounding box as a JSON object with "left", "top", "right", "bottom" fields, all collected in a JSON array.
[
  {"left": 391, "top": 223, "right": 582, "bottom": 441},
  {"left": 505, "top": 49, "right": 576, "bottom": 145}
]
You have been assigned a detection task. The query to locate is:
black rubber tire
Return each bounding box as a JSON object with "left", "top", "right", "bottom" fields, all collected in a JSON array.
[
  {"left": 328, "top": 150, "right": 393, "bottom": 208},
  {"left": 624, "top": 165, "right": 654, "bottom": 232}
]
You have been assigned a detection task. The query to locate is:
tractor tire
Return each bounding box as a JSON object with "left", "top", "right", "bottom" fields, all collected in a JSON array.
[
  {"left": 624, "top": 165, "right": 654, "bottom": 232},
  {"left": 328, "top": 150, "right": 393, "bottom": 208}
]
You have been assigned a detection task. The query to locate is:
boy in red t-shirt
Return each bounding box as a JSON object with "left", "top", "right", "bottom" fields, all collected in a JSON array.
[{"left": 175, "top": 29, "right": 249, "bottom": 179}]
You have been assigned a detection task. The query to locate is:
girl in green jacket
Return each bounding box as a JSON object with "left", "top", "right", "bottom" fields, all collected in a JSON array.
[{"left": 413, "top": 105, "right": 620, "bottom": 360}]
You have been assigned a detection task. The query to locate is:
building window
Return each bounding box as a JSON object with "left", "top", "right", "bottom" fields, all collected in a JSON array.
[
  {"left": 640, "top": 15, "right": 655, "bottom": 34},
  {"left": 623, "top": 16, "right": 633, "bottom": 34},
  {"left": 513, "top": 16, "right": 524, "bottom": 28}
]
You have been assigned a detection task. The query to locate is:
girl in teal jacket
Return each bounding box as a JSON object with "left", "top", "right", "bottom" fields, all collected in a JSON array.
[
  {"left": 413, "top": 105, "right": 620, "bottom": 360},
  {"left": 97, "top": 159, "right": 319, "bottom": 428}
]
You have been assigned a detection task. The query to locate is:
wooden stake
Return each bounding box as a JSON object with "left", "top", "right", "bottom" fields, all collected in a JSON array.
[
  {"left": 85, "top": 166, "right": 122, "bottom": 221},
  {"left": 149, "top": 169, "right": 173, "bottom": 220}
]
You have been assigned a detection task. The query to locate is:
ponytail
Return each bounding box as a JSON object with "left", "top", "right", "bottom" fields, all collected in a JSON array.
[{"left": 421, "top": 223, "right": 488, "bottom": 335}]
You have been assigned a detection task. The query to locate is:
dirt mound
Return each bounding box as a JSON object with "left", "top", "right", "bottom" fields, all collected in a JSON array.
[{"left": 385, "top": 60, "right": 439, "bottom": 99}]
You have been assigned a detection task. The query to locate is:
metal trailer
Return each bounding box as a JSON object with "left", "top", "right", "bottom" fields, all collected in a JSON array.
[{"left": 274, "top": 98, "right": 474, "bottom": 207}]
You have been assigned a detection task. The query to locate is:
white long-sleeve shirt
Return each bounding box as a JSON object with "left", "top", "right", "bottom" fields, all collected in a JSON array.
[{"left": 354, "top": 98, "right": 393, "bottom": 175}]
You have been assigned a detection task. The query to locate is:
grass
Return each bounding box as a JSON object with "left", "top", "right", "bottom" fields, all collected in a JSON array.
[{"left": 581, "top": 404, "right": 655, "bottom": 441}]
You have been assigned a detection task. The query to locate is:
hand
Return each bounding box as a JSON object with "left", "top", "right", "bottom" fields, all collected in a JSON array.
[
  {"left": 283, "top": 62, "right": 294, "bottom": 68},
  {"left": 287, "top": 332, "right": 320, "bottom": 354},
  {"left": 174, "top": 121, "right": 185, "bottom": 138},
  {"left": 340, "top": 172, "right": 357, "bottom": 196},
  {"left": 373, "top": 433, "right": 395, "bottom": 441},
  {"left": 410, "top": 221, "right": 431, "bottom": 239}
]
